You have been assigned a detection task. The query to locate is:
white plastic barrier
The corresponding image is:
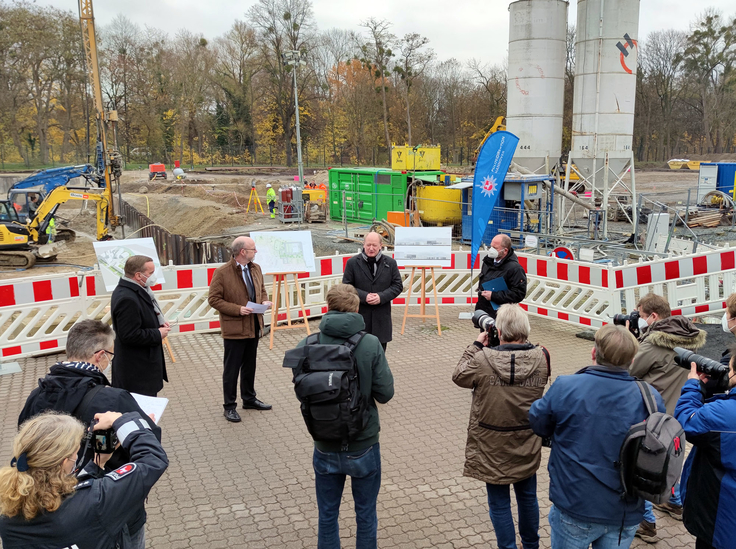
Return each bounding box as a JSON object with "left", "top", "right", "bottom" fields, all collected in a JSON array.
[{"left": 1, "top": 248, "right": 734, "bottom": 360}]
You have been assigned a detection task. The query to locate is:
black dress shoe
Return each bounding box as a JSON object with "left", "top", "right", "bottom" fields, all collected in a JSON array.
[
  {"left": 224, "top": 409, "right": 242, "bottom": 422},
  {"left": 242, "top": 399, "right": 272, "bottom": 411}
]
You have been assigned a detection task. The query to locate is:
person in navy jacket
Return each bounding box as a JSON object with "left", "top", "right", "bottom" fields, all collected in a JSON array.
[
  {"left": 675, "top": 351, "right": 736, "bottom": 549},
  {"left": 529, "top": 324, "right": 665, "bottom": 549}
]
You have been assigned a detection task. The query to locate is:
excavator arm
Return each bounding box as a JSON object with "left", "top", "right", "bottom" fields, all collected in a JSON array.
[{"left": 28, "top": 187, "right": 110, "bottom": 242}]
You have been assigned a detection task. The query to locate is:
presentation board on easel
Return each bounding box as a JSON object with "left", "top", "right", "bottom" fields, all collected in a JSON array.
[
  {"left": 395, "top": 227, "right": 451, "bottom": 337},
  {"left": 251, "top": 231, "right": 315, "bottom": 348}
]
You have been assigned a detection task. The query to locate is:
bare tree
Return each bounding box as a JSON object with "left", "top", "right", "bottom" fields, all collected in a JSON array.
[
  {"left": 359, "top": 18, "right": 395, "bottom": 151},
  {"left": 393, "top": 33, "right": 434, "bottom": 145}
]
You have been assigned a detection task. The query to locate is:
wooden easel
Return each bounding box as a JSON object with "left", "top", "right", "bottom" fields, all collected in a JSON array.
[
  {"left": 163, "top": 337, "right": 176, "bottom": 363},
  {"left": 269, "top": 272, "right": 311, "bottom": 349},
  {"left": 400, "top": 266, "right": 442, "bottom": 336}
]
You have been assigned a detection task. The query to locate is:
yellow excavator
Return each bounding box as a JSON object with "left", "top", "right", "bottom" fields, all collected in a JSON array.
[
  {"left": 471, "top": 116, "right": 506, "bottom": 165},
  {"left": 0, "top": 0, "right": 121, "bottom": 269}
]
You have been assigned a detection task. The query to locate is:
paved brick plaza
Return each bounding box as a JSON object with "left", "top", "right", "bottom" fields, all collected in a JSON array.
[{"left": 0, "top": 308, "right": 692, "bottom": 548}]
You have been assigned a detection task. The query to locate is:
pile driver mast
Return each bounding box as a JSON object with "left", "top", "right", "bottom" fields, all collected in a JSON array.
[{"left": 78, "top": 0, "right": 123, "bottom": 231}]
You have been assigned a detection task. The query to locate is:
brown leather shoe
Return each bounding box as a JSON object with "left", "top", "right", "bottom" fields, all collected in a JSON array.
[
  {"left": 653, "top": 501, "right": 683, "bottom": 520},
  {"left": 635, "top": 520, "right": 657, "bottom": 543}
]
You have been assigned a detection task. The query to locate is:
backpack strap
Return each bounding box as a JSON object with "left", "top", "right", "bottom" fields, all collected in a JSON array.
[
  {"left": 305, "top": 333, "right": 321, "bottom": 346},
  {"left": 72, "top": 384, "right": 105, "bottom": 424},
  {"left": 343, "top": 331, "right": 367, "bottom": 352},
  {"left": 635, "top": 380, "right": 657, "bottom": 417}
]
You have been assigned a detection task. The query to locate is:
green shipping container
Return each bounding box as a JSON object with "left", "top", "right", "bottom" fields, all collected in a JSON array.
[{"left": 328, "top": 167, "right": 445, "bottom": 223}]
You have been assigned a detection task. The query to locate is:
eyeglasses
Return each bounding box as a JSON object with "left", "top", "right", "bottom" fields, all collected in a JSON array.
[
  {"left": 96, "top": 349, "right": 114, "bottom": 358},
  {"left": 244, "top": 248, "right": 257, "bottom": 252}
]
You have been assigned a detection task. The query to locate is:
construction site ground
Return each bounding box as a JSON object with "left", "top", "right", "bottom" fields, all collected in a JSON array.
[
  {"left": 0, "top": 309, "right": 694, "bottom": 549},
  {"left": 3, "top": 166, "right": 735, "bottom": 281}
]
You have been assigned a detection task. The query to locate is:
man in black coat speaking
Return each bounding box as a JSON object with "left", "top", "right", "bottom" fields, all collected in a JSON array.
[
  {"left": 342, "top": 232, "right": 403, "bottom": 350},
  {"left": 111, "top": 255, "right": 171, "bottom": 396},
  {"left": 476, "top": 234, "right": 527, "bottom": 319}
]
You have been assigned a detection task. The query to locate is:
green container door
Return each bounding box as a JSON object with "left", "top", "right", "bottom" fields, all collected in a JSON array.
[
  {"left": 329, "top": 168, "right": 409, "bottom": 223},
  {"left": 354, "top": 171, "right": 375, "bottom": 223},
  {"left": 375, "top": 171, "right": 405, "bottom": 217}
]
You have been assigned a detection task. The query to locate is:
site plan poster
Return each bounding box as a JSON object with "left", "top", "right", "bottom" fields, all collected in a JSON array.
[
  {"left": 251, "top": 231, "right": 316, "bottom": 274},
  {"left": 93, "top": 237, "right": 165, "bottom": 291},
  {"left": 394, "top": 227, "right": 452, "bottom": 267}
]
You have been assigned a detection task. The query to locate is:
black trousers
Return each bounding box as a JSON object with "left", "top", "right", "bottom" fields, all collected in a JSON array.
[
  {"left": 380, "top": 341, "right": 387, "bottom": 352},
  {"left": 696, "top": 539, "right": 716, "bottom": 549},
  {"left": 223, "top": 336, "right": 259, "bottom": 410}
]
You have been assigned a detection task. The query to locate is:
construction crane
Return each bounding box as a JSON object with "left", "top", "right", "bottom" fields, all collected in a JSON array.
[{"left": 78, "top": 0, "right": 123, "bottom": 231}]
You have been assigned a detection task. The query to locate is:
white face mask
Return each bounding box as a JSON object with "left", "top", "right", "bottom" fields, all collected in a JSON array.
[
  {"left": 488, "top": 248, "right": 499, "bottom": 259},
  {"left": 638, "top": 317, "right": 649, "bottom": 331},
  {"left": 722, "top": 312, "right": 733, "bottom": 333},
  {"left": 144, "top": 273, "right": 157, "bottom": 288}
]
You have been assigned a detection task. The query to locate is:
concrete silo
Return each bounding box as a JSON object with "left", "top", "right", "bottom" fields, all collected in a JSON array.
[
  {"left": 566, "top": 0, "right": 639, "bottom": 236},
  {"left": 506, "top": 0, "right": 568, "bottom": 174}
]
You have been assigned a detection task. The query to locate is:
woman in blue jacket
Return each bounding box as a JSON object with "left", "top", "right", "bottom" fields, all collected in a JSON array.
[{"left": 675, "top": 354, "right": 736, "bottom": 549}]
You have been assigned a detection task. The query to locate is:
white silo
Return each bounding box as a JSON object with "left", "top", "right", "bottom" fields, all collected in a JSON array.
[
  {"left": 566, "top": 0, "right": 639, "bottom": 235},
  {"left": 506, "top": 0, "right": 568, "bottom": 174}
]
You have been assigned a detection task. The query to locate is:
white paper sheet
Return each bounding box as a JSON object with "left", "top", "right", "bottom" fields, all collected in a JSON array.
[
  {"left": 246, "top": 301, "right": 270, "bottom": 314},
  {"left": 130, "top": 393, "right": 169, "bottom": 424}
]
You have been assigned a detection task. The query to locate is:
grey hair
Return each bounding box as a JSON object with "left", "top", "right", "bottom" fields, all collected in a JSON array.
[
  {"left": 65, "top": 320, "right": 114, "bottom": 361},
  {"left": 496, "top": 304, "right": 530, "bottom": 343}
]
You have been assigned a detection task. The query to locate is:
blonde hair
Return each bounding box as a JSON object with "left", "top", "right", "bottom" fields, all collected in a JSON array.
[
  {"left": 496, "top": 304, "right": 530, "bottom": 343},
  {"left": 0, "top": 412, "right": 84, "bottom": 520},
  {"left": 595, "top": 324, "right": 639, "bottom": 369},
  {"left": 326, "top": 284, "right": 360, "bottom": 313}
]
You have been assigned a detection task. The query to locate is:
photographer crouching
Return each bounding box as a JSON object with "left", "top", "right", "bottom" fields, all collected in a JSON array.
[
  {"left": 674, "top": 348, "right": 736, "bottom": 549},
  {"left": 0, "top": 410, "right": 168, "bottom": 549},
  {"left": 453, "top": 304, "right": 550, "bottom": 549}
]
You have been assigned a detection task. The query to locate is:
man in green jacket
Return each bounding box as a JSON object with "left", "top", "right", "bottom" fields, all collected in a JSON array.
[
  {"left": 266, "top": 184, "right": 277, "bottom": 218},
  {"left": 295, "top": 283, "right": 394, "bottom": 549}
]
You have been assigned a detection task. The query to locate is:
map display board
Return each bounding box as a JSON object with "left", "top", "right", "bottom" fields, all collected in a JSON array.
[
  {"left": 394, "top": 227, "right": 452, "bottom": 267},
  {"left": 93, "top": 237, "right": 165, "bottom": 291},
  {"left": 251, "top": 231, "right": 316, "bottom": 274}
]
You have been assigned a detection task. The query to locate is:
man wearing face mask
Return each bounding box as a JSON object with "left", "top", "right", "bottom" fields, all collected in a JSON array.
[
  {"left": 629, "top": 292, "right": 706, "bottom": 543},
  {"left": 718, "top": 293, "right": 736, "bottom": 367},
  {"left": 476, "top": 234, "right": 528, "bottom": 321},
  {"left": 111, "top": 255, "right": 171, "bottom": 397}
]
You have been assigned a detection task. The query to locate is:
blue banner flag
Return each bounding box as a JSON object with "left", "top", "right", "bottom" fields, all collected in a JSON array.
[{"left": 471, "top": 131, "right": 519, "bottom": 268}]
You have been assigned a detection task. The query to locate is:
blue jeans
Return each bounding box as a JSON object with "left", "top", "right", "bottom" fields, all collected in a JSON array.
[
  {"left": 643, "top": 482, "right": 681, "bottom": 523},
  {"left": 549, "top": 505, "right": 637, "bottom": 549},
  {"left": 313, "top": 443, "right": 381, "bottom": 549},
  {"left": 486, "top": 474, "right": 540, "bottom": 549}
]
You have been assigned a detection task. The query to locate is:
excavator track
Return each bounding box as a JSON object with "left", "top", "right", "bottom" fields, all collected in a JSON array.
[{"left": 0, "top": 251, "right": 36, "bottom": 269}]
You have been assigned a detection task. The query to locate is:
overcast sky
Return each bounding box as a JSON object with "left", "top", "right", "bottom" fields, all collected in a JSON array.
[{"left": 36, "top": 0, "right": 735, "bottom": 66}]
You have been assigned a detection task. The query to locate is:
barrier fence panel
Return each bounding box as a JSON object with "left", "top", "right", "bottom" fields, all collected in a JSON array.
[{"left": 2, "top": 247, "right": 735, "bottom": 360}]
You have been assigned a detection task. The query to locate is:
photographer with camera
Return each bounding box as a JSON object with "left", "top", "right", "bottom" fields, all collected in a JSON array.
[
  {"left": 718, "top": 293, "right": 736, "bottom": 366},
  {"left": 453, "top": 304, "right": 549, "bottom": 549},
  {"left": 674, "top": 349, "right": 736, "bottom": 549},
  {"left": 17, "top": 319, "right": 161, "bottom": 549},
  {"left": 625, "top": 293, "right": 705, "bottom": 541},
  {"left": 529, "top": 324, "right": 665, "bottom": 549},
  {"left": 0, "top": 410, "right": 168, "bottom": 549}
]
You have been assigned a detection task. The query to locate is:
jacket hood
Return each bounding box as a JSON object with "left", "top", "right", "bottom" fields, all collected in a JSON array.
[
  {"left": 480, "top": 343, "right": 543, "bottom": 384},
  {"left": 48, "top": 362, "right": 109, "bottom": 385},
  {"left": 318, "top": 311, "right": 366, "bottom": 339},
  {"left": 483, "top": 247, "right": 519, "bottom": 267},
  {"left": 644, "top": 316, "right": 707, "bottom": 351}
]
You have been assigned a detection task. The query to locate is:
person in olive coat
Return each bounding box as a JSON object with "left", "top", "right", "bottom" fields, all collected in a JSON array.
[
  {"left": 342, "top": 232, "right": 403, "bottom": 350},
  {"left": 111, "top": 255, "right": 170, "bottom": 397}
]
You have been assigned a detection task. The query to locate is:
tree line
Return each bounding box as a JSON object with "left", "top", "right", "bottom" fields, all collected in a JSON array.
[{"left": 0, "top": 0, "right": 734, "bottom": 170}]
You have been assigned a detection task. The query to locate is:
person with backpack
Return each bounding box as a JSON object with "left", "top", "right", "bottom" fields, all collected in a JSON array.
[
  {"left": 529, "top": 324, "right": 666, "bottom": 549},
  {"left": 453, "top": 304, "right": 550, "bottom": 549},
  {"left": 674, "top": 352, "right": 736, "bottom": 549},
  {"left": 285, "top": 283, "right": 394, "bottom": 549},
  {"left": 628, "top": 292, "right": 706, "bottom": 541},
  {"left": 17, "top": 319, "right": 160, "bottom": 549}
]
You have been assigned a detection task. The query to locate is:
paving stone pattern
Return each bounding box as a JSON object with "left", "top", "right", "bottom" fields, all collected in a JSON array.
[{"left": 0, "top": 308, "right": 693, "bottom": 548}]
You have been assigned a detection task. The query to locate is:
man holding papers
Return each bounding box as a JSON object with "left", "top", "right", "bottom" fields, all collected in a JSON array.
[
  {"left": 476, "top": 234, "right": 528, "bottom": 320},
  {"left": 208, "top": 236, "right": 273, "bottom": 423}
]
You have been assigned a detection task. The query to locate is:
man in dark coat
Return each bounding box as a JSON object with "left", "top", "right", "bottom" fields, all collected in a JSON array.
[
  {"left": 342, "top": 231, "right": 403, "bottom": 350},
  {"left": 476, "top": 234, "right": 527, "bottom": 319},
  {"left": 111, "top": 255, "right": 170, "bottom": 397},
  {"left": 17, "top": 319, "right": 161, "bottom": 549}
]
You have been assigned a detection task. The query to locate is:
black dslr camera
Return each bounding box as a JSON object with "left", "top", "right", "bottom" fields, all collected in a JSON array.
[
  {"left": 90, "top": 419, "right": 118, "bottom": 454},
  {"left": 673, "top": 347, "right": 730, "bottom": 393},
  {"left": 472, "top": 310, "right": 500, "bottom": 347},
  {"left": 612, "top": 310, "right": 641, "bottom": 338}
]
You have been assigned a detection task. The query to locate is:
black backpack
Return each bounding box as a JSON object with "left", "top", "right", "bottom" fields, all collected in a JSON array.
[
  {"left": 618, "top": 380, "right": 686, "bottom": 503},
  {"left": 283, "top": 331, "right": 368, "bottom": 450}
]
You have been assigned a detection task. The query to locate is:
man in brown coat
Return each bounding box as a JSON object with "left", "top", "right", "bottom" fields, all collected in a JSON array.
[
  {"left": 453, "top": 304, "right": 550, "bottom": 549},
  {"left": 208, "top": 236, "right": 272, "bottom": 422}
]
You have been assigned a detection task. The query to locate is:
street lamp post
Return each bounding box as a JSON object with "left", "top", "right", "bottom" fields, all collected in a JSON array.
[{"left": 282, "top": 50, "right": 306, "bottom": 189}]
